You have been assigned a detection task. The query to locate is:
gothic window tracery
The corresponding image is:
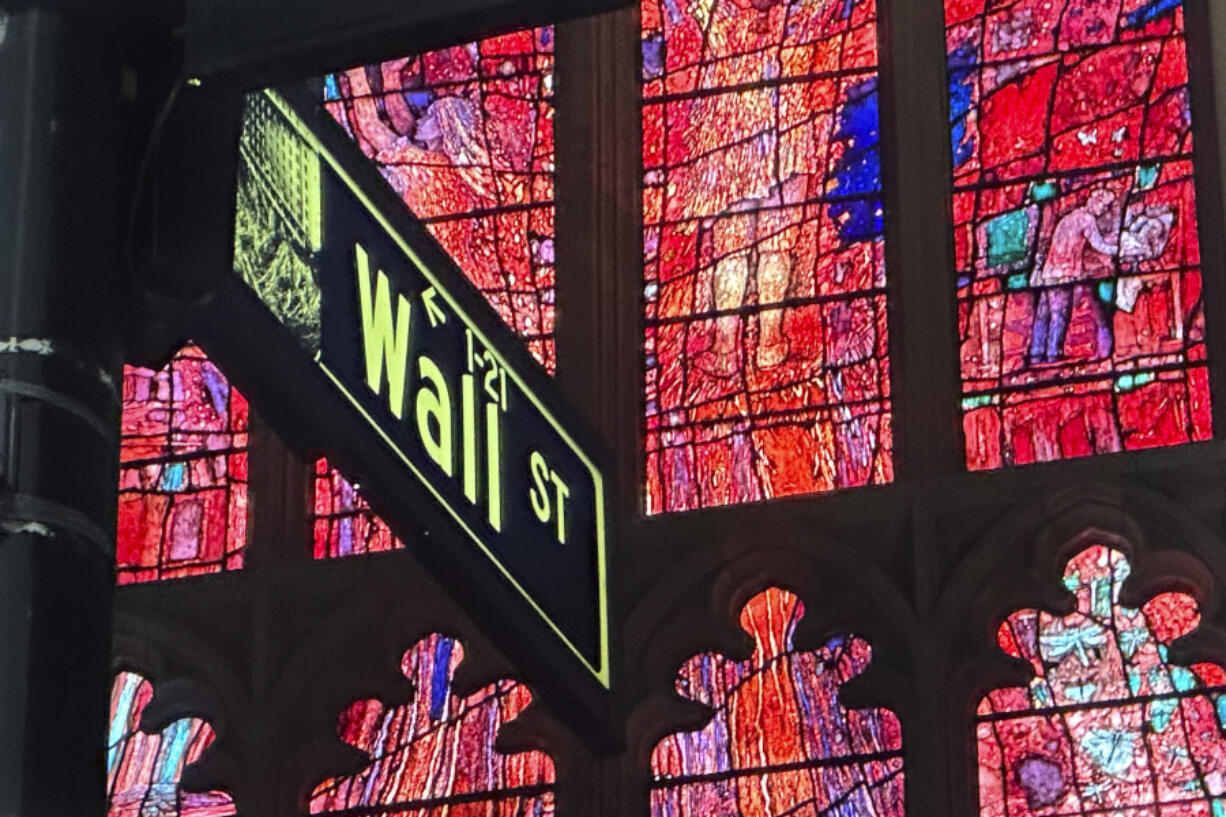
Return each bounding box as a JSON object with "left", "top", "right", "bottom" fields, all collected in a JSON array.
[
  {"left": 309, "top": 632, "right": 556, "bottom": 816},
  {"left": 651, "top": 586, "right": 905, "bottom": 817},
  {"left": 641, "top": 0, "right": 893, "bottom": 513},
  {"left": 978, "top": 544, "right": 1226, "bottom": 817},
  {"left": 106, "top": 671, "right": 235, "bottom": 817},
  {"left": 945, "top": 0, "right": 1213, "bottom": 468},
  {"left": 117, "top": 345, "right": 248, "bottom": 583}
]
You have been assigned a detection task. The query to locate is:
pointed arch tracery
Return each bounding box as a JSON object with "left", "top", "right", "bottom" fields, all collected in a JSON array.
[{"left": 650, "top": 586, "right": 905, "bottom": 817}]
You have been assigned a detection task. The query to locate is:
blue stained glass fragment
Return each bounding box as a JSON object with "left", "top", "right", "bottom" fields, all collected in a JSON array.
[
  {"left": 1081, "top": 728, "right": 1138, "bottom": 776},
  {"left": 158, "top": 719, "right": 193, "bottom": 783},
  {"left": 1125, "top": 0, "right": 1182, "bottom": 29},
  {"left": 1136, "top": 164, "right": 1161, "bottom": 191},
  {"left": 1029, "top": 181, "right": 1059, "bottom": 202},
  {"left": 642, "top": 35, "right": 664, "bottom": 79},
  {"left": 984, "top": 209, "right": 1033, "bottom": 268},
  {"left": 338, "top": 517, "right": 354, "bottom": 556},
  {"left": 430, "top": 637, "right": 454, "bottom": 720},
  {"left": 947, "top": 41, "right": 978, "bottom": 170},
  {"left": 828, "top": 82, "right": 883, "bottom": 244},
  {"left": 202, "top": 364, "right": 229, "bottom": 417},
  {"left": 1149, "top": 697, "right": 1177, "bottom": 732},
  {"left": 160, "top": 461, "right": 188, "bottom": 492},
  {"left": 108, "top": 674, "right": 141, "bottom": 772},
  {"left": 831, "top": 80, "right": 880, "bottom": 194}
]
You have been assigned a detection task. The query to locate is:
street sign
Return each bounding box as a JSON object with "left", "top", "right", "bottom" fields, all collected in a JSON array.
[{"left": 230, "top": 88, "right": 611, "bottom": 689}]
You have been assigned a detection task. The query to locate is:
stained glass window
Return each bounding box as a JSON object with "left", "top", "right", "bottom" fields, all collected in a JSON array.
[
  {"left": 642, "top": 0, "right": 893, "bottom": 513},
  {"left": 651, "top": 587, "right": 905, "bottom": 817},
  {"left": 310, "top": 632, "right": 555, "bottom": 816},
  {"left": 323, "top": 27, "right": 558, "bottom": 372},
  {"left": 312, "top": 457, "right": 404, "bottom": 559},
  {"left": 107, "top": 671, "right": 236, "bottom": 817},
  {"left": 116, "top": 345, "right": 248, "bottom": 584},
  {"left": 978, "top": 545, "right": 1226, "bottom": 817},
  {"left": 946, "top": 0, "right": 1213, "bottom": 469}
]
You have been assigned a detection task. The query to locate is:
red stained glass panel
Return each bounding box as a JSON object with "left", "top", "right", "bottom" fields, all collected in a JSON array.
[
  {"left": 107, "top": 671, "right": 235, "bottom": 817},
  {"left": 312, "top": 456, "right": 404, "bottom": 559},
  {"left": 116, "top": 345, "right": 248, "bottom": 583},
  {"left": 642, "top": 0, "right": 893, "bottom": 513},
  {"left": 651, "top": 587, "right": 905, "bottom": 817},
  {"left": 978, "top": 545, "right": 1226, "bottom": 817},
  {"left": 310, "top": 633, "right": 555, "bottom": 816},
  {"left": 324, "top": 27, "right": 557, "bottom": 373},
  {"left": 946, "top": 0, "right": 1213, "bottom": 469}
]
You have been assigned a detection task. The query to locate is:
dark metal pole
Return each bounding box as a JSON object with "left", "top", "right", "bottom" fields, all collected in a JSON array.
[{"left": 0, "top": 3, "right": 126, "bottom": 814}]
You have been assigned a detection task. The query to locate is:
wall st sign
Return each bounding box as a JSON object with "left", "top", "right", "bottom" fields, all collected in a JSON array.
[{"left": 229, "top": 89, "right": 611, "bottom": 691}]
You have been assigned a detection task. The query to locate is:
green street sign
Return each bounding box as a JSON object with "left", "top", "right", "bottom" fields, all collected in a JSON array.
[{"left": 230, "top": 88, "right": 611, "bottom": 690}]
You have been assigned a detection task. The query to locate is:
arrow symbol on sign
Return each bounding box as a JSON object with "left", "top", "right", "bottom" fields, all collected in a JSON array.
[{"left": 422, "top": 287, "right": 447, "bottom": 328}]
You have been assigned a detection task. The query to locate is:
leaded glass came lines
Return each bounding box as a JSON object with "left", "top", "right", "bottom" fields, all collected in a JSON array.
[
  {"left": 642, "top": 0, "right": 893, "bottom": 513},
  {"left": 651, "top": 587, "right": 905, "bottom": 817},
  {"left": 107, "top": 672, "right": 235, "bottom": 817},
  {"left": 116, "top": 345, "right": 248, "bottom": 583},
  {"left": 324, "top": 27, "right": 558, "bottom": 373},
  {"left": 312, "top": 457, "right": 404, "bottom": 559},
  {"left": 309, "top": 633, "right": 555, "bottom": 816},
  {"left": 978, "top": 545, "right": 1226, "bottom": 817},
  {"left": 946, "top": 0, "right": 1213, "bottom": 469}
]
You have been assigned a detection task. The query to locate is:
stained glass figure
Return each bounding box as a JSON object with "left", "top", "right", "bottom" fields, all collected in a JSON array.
[
  {"left": 642, "top": 0, "right": 893, "bottom": 513},
  {"left": 107, "top": 671, "right": 236, "bottom": 817},
  {"left": 978, "top": 545, "right": 1226, "bottom": 817},
  {"left": 116, "top": 345, "right": 248, "bottom": 584},
  {"left": 323, "top": 27, "right": 558, "bottom": 372},
  {"left": 312, "top": 457, "right": 404, "bottom": 559},
  {"left": 310, "top": 633, "right": 555, "bottom": 816},
  {"left": 946, "top": 0, "right": 1213, "bottom": 469},
  {"left": 651, "top": 587, "right": 905, "bottom": 817}
]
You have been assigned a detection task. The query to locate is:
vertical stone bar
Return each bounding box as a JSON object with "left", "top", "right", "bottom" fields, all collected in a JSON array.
[{"left": 0, "top": 3, "right": 125, "bottom": 815}]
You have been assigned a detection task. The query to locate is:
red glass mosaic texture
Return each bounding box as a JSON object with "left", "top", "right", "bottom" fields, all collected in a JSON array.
[
  {"left": 116, "top": 345, "right": 248, "bottom": 583},
  {"left": 651, "top": 587, "right": 905, "bottom": 817},
  {"left": 642, "top": 0, "right": 893, "bottom": 513},
  {"left": 310, "top": 633, "right": 555, "bottom": 816},
  {"left": 978, "top": 545, "right": 1226, "bottom": 817},
  {"left": 324, "top": 27, "right": 557, "bottom": 373},
  {"left": 946, "top": 0, "right": 1212, "bottom": 468}
]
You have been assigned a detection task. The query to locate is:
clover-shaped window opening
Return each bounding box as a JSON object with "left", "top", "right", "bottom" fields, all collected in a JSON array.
[
  {"left": 651, "top": 586, "right": 906, "bottom": 817},
  {"left": 106, "top": 671, "right": 235, "bottom": 817},
  {"left": 309, "top": 632, "right": 556, "bottom": 816},
  {"left": 978, "top": 544, "right": 1226, "bottom": 817}
]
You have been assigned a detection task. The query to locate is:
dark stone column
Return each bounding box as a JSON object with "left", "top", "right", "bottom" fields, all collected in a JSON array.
[{"left": 0, "top": 3, "right": 126, "bottom": 815}]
